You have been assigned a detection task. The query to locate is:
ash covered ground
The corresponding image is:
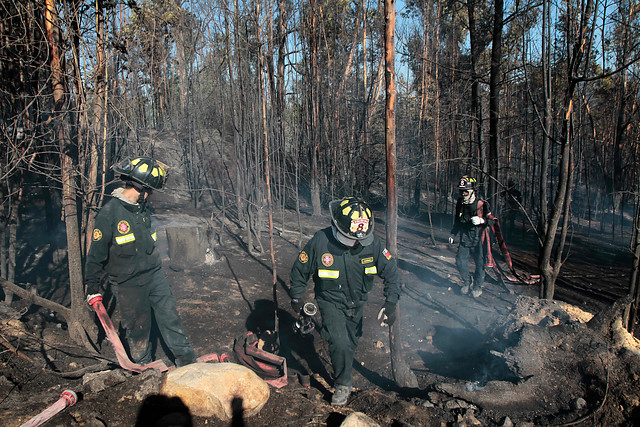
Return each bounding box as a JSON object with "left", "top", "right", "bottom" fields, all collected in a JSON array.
[{"left": 1, "top": 203, "right": 640, "bottom": 427}]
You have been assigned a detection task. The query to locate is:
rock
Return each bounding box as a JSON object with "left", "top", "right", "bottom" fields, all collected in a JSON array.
[
  {"left": 68, "top": 411, "right": 107, "bottom": 427},
  {"left": 501, "top": 416, "right": 514, "bottom": 427},
  {"left": 454, "top": 413, "right": 480, "bottom": 427},
  {"left": 444, "top": 399, "right": 464, "bottom": 410},
  {"left": 573, "top": 397, "right": 587, "bottom": 411},
  {"left": 82, "top": 370, "right": 128, "bottom": 394},
  {"left": 0, "top": 375, "right": 13, "bottom": 387},
  {"left": 453, "top": 409, "right": 481, "bottom": 426},
  {"left": 133, "top": 369, "right": 165, "bottom": 402},
  {"left": 161, "top": 362, "right": 270, "bottom": 420},
  {"left": 609, "top": 315, "right": 640, "bottom": 356},
  {"left": 427, "top": 391, "right": 447, "bottom": 404},
  {"left": 340, "top": 411, "right": 380, "bottom": 426}
]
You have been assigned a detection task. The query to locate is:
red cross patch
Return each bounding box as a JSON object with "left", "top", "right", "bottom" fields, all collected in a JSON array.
[
  {"left": 322, "top": 253, "right": 334, "bottom": 267},
  {"left": 117, "top": 220, "right": 130, "bottom": 234}
]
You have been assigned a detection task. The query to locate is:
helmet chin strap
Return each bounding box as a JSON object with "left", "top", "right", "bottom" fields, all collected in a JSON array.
[
  {"left": 332, "top": 224, "right": 357, "bottom": 247},
  {"left": 136, "top": 190, "right": 147, "bottom": 204},
  {"left": 130, "top": 183, "right": 150, "bottom": 204}
]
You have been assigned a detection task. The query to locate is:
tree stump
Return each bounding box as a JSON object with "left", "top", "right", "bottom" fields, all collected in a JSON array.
[{"left": 165, "top": 227, "right": 208, "bottom": 271}]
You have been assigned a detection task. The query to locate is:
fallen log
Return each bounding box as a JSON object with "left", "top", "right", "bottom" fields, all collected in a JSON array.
[
  {"left": 0, "top": 278, "right": 97, "bottom": 353},
  {"left": 0, "top": 278, "right": 71, "bottom": 320}
]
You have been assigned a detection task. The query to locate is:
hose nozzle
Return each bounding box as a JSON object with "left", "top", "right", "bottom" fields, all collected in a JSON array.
[{"left": 294, "top": 302, "right": 318, "bottom": 334}]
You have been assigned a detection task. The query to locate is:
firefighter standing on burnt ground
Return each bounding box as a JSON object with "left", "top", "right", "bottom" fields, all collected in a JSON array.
[
  {"left": 448, "top": 176, "right": 495, "bottom": 298},
  {"left": 289, "top": 196, "right": 401, "bottom": 406},
  {"left": 85, "top": 156, "right": 197, "bottom": 367}
]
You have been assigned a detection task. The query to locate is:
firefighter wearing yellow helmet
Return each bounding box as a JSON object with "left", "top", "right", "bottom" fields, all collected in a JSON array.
[
  {"left": 84, "top": 156, "right": 196, "bottom": 367},
  {"left": 448, "top": 176, "right": 495, "bottom": 298},
  {"left": 289, "top": 196, "right": 400, "bottom": 406}
]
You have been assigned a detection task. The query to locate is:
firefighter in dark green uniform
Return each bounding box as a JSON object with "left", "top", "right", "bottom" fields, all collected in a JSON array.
[
  {"left": 448, "top": 175, "right": 495, "bottom": 298},
  {"left": 289, "top": 197, "right": 400, "bottom": 406},
  {"left": 85, "top": 156, "right": 196, "bottom": 367}
]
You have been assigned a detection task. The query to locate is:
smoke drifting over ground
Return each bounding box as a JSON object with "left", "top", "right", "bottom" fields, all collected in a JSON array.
[{"left": 1, "top": 192, "right": 639, "bottom": 425}]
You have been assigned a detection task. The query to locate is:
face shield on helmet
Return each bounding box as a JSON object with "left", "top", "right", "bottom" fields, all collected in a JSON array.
[
  {"left": 112, "top": 156, "right": 167, "bottom": 191},
  {"left": 329, "top": 197, "right": 374, "bottom": 247}
]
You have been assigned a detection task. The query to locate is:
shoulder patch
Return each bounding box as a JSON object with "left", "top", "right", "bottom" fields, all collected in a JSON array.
[
  {"left": 298, "top": 251, "right": 309, "bottom": 264},
  {"left": 382, "top": 248, "right": 392, "bottom": 260},
  {"left": 361, "top": 257, "right": 374, "bottom": 264},
  {"left": 117, "top": 220, "right": 130, "bottom": 234},
  {"left": 321, "top": 253, "right": 334, "bottom": 267},
  {"left": 92, "top": 229, "right": 103, "bottom": 241}
]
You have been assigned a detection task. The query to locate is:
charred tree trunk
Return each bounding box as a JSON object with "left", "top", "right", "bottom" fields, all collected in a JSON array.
[
  {"left": 0, "top": 278, "right": 71, "bottom": 319},
  {"left": 488, "top": 0, "right": 503, "bottom": 205},
  {"left": 539, "top": 0, "right": 594, "bottom": 299},
  {"left": 384, "top": 0, "right": 418, "bottom": 389},
  {"left": 385, "top": 0, "right": 398, "bottom": 261},
  {"left": 0, "top": 192, "right": 20, "bottom": 305},
  {"left": 256, "top": 1, "right": 279, "bottom": 345},
  {"left": 625, "top": 190, "right": 640, "bottom": 333},
  {"left": 539, "top": 0, "right": 552, "bottom": 238},
  {"left": 309, "top": 0, "right": 321, "bottom": 216},
  {"left": 44, "top": 0, "right": 95, "bottom": 348},
  {"left": 275, "top": 0, "right": 288, "bottom": 217},
  {"left": 85, "top": 0, "right": 105, "bottom": 252},
  {"left": 467, "top": 0, "right": 484, "bottom": 187}
]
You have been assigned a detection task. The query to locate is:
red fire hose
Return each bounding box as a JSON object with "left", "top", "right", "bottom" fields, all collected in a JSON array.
[
  {"left": 20, "top": 390, "right": 77, "bottom": 427},
  {"left": 88, "top": 295, "right": 229, "bottom": 371},
  {"left": 88, "top": 295, "right": 169, "bottom": 373}
]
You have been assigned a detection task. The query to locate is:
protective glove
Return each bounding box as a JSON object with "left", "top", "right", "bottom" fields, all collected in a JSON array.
[
  {"left": 377, "top": 302, "right": 397, "bottom": 327},
  {"left": 448, "top": 234, "right": 455, "bottom": 244},
  {"left": 86, "top": 293, "right": 102, "bottom": 306},
  {"left": 471, "top": 216, "right": 485, "bottom": 226},
  {"left": 291, "top": 298, "right": 304, "bottom": 314}
]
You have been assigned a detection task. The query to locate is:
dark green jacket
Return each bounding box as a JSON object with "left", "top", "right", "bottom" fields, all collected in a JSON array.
[
  {"left": 85, "top": 195, "right": 160, "bottom": 294},
  {"left": 289, "top": 227, "right": 400, "bottom": 309},
  {"left": 450, "top": 197, "right": 495, "bottom": 247}
]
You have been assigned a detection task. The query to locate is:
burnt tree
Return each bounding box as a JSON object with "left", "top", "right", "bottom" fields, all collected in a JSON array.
[{"left": 384, "top": 0, "right": 418, "bottom": 389}]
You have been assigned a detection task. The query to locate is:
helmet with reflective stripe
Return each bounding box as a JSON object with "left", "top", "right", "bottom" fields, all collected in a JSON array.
[
  {"left": 458, "top": 175, "right": 477, "bottom": 190},
  {"left": 329, "top": 196, "right": 374, "bottom": 246},
  {"left": 113, "top": 156, "right": 167, "bottom": 190}
]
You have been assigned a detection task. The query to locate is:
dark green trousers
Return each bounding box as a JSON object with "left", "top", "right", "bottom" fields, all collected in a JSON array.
[
  {"left": 115, "top": 268, "right": 196, "bottom": 367},
  {"left": 455, "top": 242, "right": 486, "bottom": 288},
  {"left": 317, "top": 299, "right": 364, "bottom": 387}
]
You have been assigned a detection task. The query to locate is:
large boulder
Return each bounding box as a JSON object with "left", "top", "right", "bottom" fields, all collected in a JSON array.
[{"left": 161, "top": 362, "right": 270, "bottom": 421}]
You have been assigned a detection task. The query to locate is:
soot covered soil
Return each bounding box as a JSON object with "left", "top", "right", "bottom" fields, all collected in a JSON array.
[{"left": 1, "top": 205, "right": 640, "bottom": 426}]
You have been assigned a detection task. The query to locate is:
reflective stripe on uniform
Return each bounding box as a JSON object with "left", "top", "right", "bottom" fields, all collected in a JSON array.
[
  {"left": 115, "top": 233, "right": 136, "bottom": 245},
  {"left": 318, "top": 269, "right": 339, "bottom": 279},
  {"left": 151, "top": 232, "right": 157, "bottom": 241},
  {"left": 364, "top": 266, "right": 377, "bottom": 275}
]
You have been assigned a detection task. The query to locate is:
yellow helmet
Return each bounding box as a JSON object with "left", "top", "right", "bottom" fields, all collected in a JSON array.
[
  {"left": 329, "top": 197, "right": 374, "bottom": 246},
  {"left": 458, "top": 175, "right": 477, "bottom": 190},
  {"left": 113, "top": 156, "right": 167, "bottom": 190}
]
